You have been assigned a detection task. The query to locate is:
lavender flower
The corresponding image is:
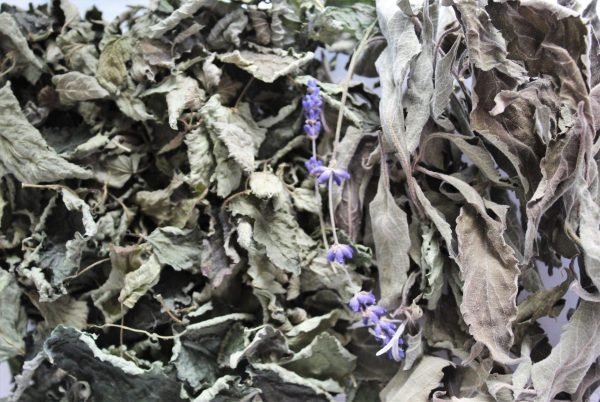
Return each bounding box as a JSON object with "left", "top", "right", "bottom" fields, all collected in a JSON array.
[
  {"left": 349, "top": 290, "right": 406, "bottom": 361},
  {"left": 302, "top": 79, "right": 322, "bottom": 139},
  {"left": 304, "top": 121, "right": 321, "bottom": 138},
  {"left": 326, "top": 242, "right": 353, "bottom": 264},
  {"left": 375, "top": 320, "right": 407, "bottom": 361},
  {"left": 311, "top": 165, "right": 351, "bottom": 185},
  {"left": 349, "top": 291, "right": 376, "bottom": 312},
  {"left": 304, "top": 156, "right": 324, "bottom": 174},
  {"left": 364, "top": 305, "right": 386, "bottom": 325}
]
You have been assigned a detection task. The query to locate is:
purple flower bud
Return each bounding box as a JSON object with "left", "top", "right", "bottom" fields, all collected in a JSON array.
[
  {"left": 303, "top": 121, "right": 321, "bottom": 138},
  {"left": 375, "top": 319, "right": 397, "bottom": 339},
  {"left": 366, "top": 305, "right": 386, "bottom": 324},
  {"left": 302, "top": 79, "right": 323, "bottom": 127},
  {"left": 305, "top": 157, "right": 324, "bottom": 174},
  {"left": 313, "top": 166, "right": 350, "bottom": 186},
  {"left": 375, "top": 321, "right": 406, "bottom": 361},
  {"left": 349, "top": 291, "right": 376, "bottom": 312},
  {"left": 326, "top": 243, "right": 354, "bottom": 264}
]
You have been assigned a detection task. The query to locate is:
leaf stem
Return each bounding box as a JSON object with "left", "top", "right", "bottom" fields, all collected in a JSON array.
[{"left": 89, "top": 324, "right": 179, "bottom": 340}]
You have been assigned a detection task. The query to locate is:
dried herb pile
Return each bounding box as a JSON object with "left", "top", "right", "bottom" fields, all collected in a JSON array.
[{"left": 0, "top": 0, "right": 600, "bottom": 401}]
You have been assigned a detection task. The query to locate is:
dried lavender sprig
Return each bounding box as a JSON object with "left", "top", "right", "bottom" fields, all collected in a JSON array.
[
  {"left": 349, "top": 291, "right": 406, "bottom": 361},
  {"left": 302, "top": 78, "right": 352, "bottom": 264}
]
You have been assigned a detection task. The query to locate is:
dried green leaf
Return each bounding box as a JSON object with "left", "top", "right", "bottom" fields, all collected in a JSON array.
[
  {"left": 403, "top": 4, "right": 433, "bottom": 154},
  {"left": 282, "top": 332, "right": 356, "bottom": 382},
  {"left": 146, "top": 226, "right": 203, "bottom": 272},
  {"left": 185, "top": 127, "right": 215, "bottom": 190},
  {"left": 91, "top": 245, "right": 161, "bottom": 322},
  {"left": 531, "top": 301, "right": 600, "bottom": 401},
  {"left": 96, "top": 36, "right": 132, "bottom": 94},
  {"left": 0, "top": 269, "right": 26, "bottom": 361},
  {"left": 44, "top": 326, "right": 184, "bottom": 402},
  {"left": 0, "top": 13, "right": 45, "bottom": 83},
  {"left": 0, "top": 82, "right": 91, "bottom": 184},
  {"left": 52, "top": 72, "right": 110, "bottom": 103},
  {"left": 218, "top": 48, "right": 314, "bottom": 83},
  {"left": 207, "top": 9, "right": 248, "bottom": 50},
  {"left": 201, "top": 95, "right": 266, "bottom": 173},
  {"left": 380, "top": 355, "right": 451, "bottom": 402},
  {"left": 456, "top": 205, "right": 520, "bottom": 364},
  {"left": 369, "top": 167, "right": 410, "bottom": 308}
]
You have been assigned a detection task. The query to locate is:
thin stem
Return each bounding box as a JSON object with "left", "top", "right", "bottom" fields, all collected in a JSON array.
[
  {"left": 311, "top": 137, "right": 329, "bottom": 249},
  {"left": 89, "top": 324, "right": 179, "bottom": 340},
  {"left": 331, "top": 21, "right": 377, "bottom": 158},
  {"left": 21, "top": 183, "right": 64, "bottom": 191},
  {"left": 65, "top": 258, "right": 110, "bottom": 281},
  {"left": 315, "top": 181, "right": 329, "bottom": 249},
  {"left": 234, "top": 77, "right": 255, "bottom": 109},
  {"left": 328, "top": 175, "right": 339, "bottom": 244},
  {"left": 156, "top": 294, "right": 184, "bottom": 324}
]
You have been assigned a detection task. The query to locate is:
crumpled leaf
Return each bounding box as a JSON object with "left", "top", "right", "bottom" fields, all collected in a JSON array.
[
  {"left": 531, "top": 301, "right": 600, "bottom": 401},
  {"left": 282, "top": 332, "right": 356, "bottom": 382},
  {"left": 207, "top": 9, "right": 248, "bottom": 50},
  {"left": 33, "top": 295, "right": 89, "bottom": 331},
  {"left": 369, "top": 165, "right": 410, "bottom": 308},
  {"left": 249, "top": 363, "right": 340, "bottom": 402},
  {"left": 172, "top": 313, "right": 253, "bottom": 389},
  {"left": 380, "top": 356, "right": 451, "bottom": 402},
  {"left": 0, "top": 82, "right": 91, "bottom": 184},
  {"left": 432, "top": 35, "right": 461, "bottom": 126},
  {"left": 96, "top": 36, "right": 132, "bottom": 94},
  {"left": 308, "top": 3, "right": 376, "bottom": 52},
  {"left": 221, "top": 324, "right": 292, "bottom": 369},
  {"left": 0, "top": 269, "right": 26, "bottom": 361},
  {"left": 44, "top": 326, "right": 185, "bottom": 402},
  {"left": 91, "top": 245, "right": 161, "bottom": 322},
  {"left": 456, "top": 205, "right": 520, "bottom": 364},
  {"left": 229, "top": 197, "right": 316, "bottom": 276},
  {"left": 60, "top": 188, "right": 98, "bottom": 237},
  {"left": 249, "top": 171, "right": 287, "bottom": 201},
  {"left": 135, "top": 175, "right": 199, "bottom": 228},
  {"left": 403, "top": 3, "right": 433, "bottom": 154},
  {"left": 0, "top": 12, "right": 45, "bottom": 83},
  {"left": 218, "top": 48, "right": 314, "bottom": 83},
  {"left": 420, "top": 223, "right": 445, "bottom": 310},
  {"left": 52, "top": 71, "right": 110, "bottom": 103},
  {"left": 449, "top": 0, "right": 527, "bottom": 78},
  {"left": 184, "top": 127, "right": 215, "bottom": 190},
  {"left": 200, "top": 95, "right": 266, "bottom": 173},
  {"left": 146, "top": 226, "right": 203, "bottom": 272},
  {"left": 164, "top": 75, "right": 205, "bottom": 129}
]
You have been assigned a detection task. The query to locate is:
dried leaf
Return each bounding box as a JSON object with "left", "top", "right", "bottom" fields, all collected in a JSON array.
[
  {"left": 456, "top": 205, "right": 520, "bottom": 364},
  {"left": 52, "top": 72, "right": 110, "bottom": 103},
  {"left": 531, "top": 301, "right": 600, "bottom": 401},
  {"left": 380, "top": 356, "right": 451, "bottom": 402},
  {"left": 369, "top": 166, "right": 411, "bottom": 308},
  {"left": 0, "top": 82, "right": 91, "bottom": 184}
]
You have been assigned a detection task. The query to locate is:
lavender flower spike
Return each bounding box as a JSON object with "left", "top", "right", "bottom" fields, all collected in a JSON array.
[
  {"left": 326, "top": 242, "right": 353, "bottom": 264},
  {"left": 302, "top": 79, "right": 323, "bottom": 139},
  {"left": 312, "top": 165, "right": 351, "bottom": 186}
]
